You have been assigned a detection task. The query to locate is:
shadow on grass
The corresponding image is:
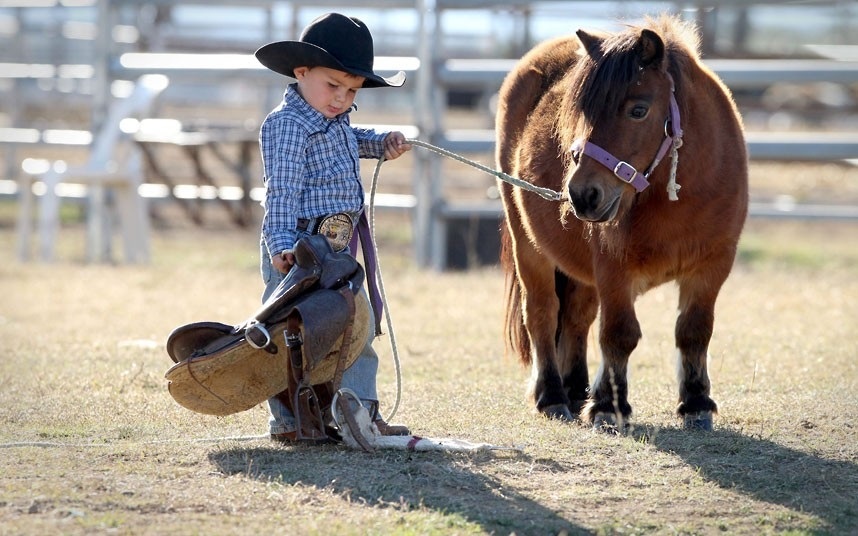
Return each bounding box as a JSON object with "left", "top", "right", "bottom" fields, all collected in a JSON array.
[
  {"left": 209, "top": 445, "right": 585, "bottom": 535},
  {"left": 642, "top": 426, "right": 858, "bottom": 533}
]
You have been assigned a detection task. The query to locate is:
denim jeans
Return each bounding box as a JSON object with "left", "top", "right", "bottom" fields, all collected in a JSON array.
[{"left": 260, "top": 239, "right": 379, "bottom": 434}]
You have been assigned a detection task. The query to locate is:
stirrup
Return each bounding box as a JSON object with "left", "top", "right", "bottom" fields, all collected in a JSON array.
[{"left": 331, "top": 389, "right": 375, "bottom": 452}]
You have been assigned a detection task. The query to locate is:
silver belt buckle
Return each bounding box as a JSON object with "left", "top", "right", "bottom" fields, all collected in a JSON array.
[{"left": 316, "top": 213, "right": 354, "bottom": 252}]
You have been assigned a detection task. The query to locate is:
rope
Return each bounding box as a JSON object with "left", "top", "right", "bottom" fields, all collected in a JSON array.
[
  {"left": 666, "top": 138, "right": 683, "bottom": 201},
  {"left": 0, "top": 435, "right": 270, "bottom": 449},
  {"left": 405, "top": 138, "right": 564, "bottom": 202},
  {"left": 368, "top": 155, "right": 403, "bottom": 422}
]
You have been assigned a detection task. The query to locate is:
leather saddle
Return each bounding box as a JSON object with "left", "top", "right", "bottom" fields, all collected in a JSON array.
[{"left": 164, "top": 235, "right": 369, "bottom": 437}]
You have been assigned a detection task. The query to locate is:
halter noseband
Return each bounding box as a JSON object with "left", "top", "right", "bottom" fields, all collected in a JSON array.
[{"left": 570, "top": 73, "right": 684, "bottom": 200}]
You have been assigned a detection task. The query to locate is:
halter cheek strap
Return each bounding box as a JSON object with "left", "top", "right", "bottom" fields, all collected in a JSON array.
[{"left": 571, "top": 73, "right": 684, "bottom": 199}]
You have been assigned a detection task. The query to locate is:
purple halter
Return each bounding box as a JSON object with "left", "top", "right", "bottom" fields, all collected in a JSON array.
[{"left": 570, "top": 73, "right": 683, "bottom": 194}]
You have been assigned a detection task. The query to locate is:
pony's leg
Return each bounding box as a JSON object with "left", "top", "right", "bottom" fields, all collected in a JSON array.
[
  {"left": 555, "top": 273, "right": 598, "bottom": 416},
  {"left": 675, "top": 267, "right": 730, "bottom": 431},
  {"left": 512, "top": 239, "right": 572, "bottom": 420},
  {"left": 582, "top": 287, "right": 640, "bottom": 430},
  {"left": 523, "top": 267, "right": 573, "bottom": 420}
]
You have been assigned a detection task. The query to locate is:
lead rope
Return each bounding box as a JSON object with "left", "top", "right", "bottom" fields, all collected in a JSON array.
[{"left": 405, "top": 138, "right": 564, "bottom": 201}]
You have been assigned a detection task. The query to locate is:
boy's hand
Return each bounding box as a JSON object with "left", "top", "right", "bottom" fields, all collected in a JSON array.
[
  {"left": 272, "top": 249, "right": 295, "bottom": 274},
  {"left": 383, "top": 131, "right": 412, "bottom": 161}
]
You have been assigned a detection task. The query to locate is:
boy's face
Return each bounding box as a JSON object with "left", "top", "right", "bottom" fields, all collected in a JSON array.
[{"left": 293, "top": 66, "right": 365, "bottom": 119}]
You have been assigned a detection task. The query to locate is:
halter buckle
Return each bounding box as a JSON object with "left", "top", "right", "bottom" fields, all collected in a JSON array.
[{"left": 613, "top": 160, "right": 638, "bottom": 183}]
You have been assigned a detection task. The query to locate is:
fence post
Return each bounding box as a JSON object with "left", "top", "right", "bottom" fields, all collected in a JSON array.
[{"left": 413, "top": 0, "right": 438, "bottom": 268}]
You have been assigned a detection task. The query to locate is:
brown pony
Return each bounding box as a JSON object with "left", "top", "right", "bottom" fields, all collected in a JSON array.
[{"left": 496, "top": 15, "right": 748, "bottom": 430}]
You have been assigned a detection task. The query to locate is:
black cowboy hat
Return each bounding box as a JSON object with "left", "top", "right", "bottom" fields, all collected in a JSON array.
[{"left": 255, "top": 12, "right": 405, "bottom": 88}]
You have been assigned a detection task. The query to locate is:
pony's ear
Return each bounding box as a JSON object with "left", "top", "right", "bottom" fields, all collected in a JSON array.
[
  {"left": 638, "top": 29, "right": 665, "bottom": 68},
  {"left": 576, "top": 29, "right": 605, "bottom": 60}
]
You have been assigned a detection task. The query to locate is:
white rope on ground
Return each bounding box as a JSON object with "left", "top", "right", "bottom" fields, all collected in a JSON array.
[
  {"left": 0, "top": 435, "right": 271, "bottom": 449},
  {"left": 332, "top": 389, "right": 521, "bottom": 453}
]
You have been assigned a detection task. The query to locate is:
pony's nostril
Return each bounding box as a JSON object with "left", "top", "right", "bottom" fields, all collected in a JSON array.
[{"left": 586, "top": 185, "right": 602, "bottom": 209}]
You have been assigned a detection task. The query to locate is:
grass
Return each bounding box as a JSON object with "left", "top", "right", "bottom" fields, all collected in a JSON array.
[
  {"left": 0, "top": 204, "right": 857, "bottom": 535},
  {"left": 738, "top": 220, "right": 858, "bottom": 270}
]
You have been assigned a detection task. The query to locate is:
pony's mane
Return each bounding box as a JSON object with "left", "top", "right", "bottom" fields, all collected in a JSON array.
[{"left": 559, "top": 15, "right": 700, "bottom": 145}]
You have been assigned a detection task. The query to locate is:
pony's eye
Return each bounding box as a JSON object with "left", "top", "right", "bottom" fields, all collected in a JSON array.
[
  {"left": 629, "top": 104, "right": 649, "bottom": 120},
  {"left": 569, "top": 142, "right": 582, "bottom": 164}
]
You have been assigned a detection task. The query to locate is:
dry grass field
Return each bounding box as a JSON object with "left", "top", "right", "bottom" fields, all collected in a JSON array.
[{"left": 0, "top": 160, "right": 857, "bottom": 534}]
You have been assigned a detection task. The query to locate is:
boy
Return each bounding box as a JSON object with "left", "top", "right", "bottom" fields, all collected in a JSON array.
[{"left": 254, "top": 13, "right": 412, "bottom": 442}]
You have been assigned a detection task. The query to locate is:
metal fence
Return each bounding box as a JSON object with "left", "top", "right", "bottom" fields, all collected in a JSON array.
[{"left": 2, "top": 1, "right": 857, "bottom": 267}]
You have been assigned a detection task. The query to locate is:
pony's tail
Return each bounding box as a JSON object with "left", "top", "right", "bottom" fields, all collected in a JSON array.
[{"left": 500, "top": 222, "right": 531, "bottom": 366}]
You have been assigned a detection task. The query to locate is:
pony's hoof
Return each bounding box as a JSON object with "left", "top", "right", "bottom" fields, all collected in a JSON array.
[
  {"left": 683, "top": 411, "right": 713, "bottom": 431},
  {"left": 541, "top": 404, "right": 575, "bottom": 421},
  {"left": 592, "top": 412, "right": 628, "bottom": 434}
]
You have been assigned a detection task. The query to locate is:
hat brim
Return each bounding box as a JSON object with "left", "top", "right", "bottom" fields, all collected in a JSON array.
[{"left": 255, "top": 41, "right": 405, "bottom": 88}]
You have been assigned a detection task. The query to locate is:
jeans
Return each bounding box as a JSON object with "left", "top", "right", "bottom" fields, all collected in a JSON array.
[{"left": 260, "top": 239, "right": 379, "bottom": 435}]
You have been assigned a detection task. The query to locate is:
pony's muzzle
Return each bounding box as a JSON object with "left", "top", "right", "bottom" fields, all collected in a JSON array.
[{"left": 567, "top": 179, "right": 622, "bottom": 222}]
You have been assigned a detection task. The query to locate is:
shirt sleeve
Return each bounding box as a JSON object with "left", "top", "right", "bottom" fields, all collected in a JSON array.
[
  {"left": 260, "top": 115, "right": 306, "bottom": 255},
  {"left": 353, "top": 126, "right": 388, "bottom": 159}
]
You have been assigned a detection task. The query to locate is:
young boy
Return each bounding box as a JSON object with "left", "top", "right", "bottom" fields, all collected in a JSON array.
[{"left": 254, "top": 13, "right": 412, "bottom": 442}]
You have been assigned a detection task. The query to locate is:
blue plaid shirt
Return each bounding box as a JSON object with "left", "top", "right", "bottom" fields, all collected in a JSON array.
[{"left": 259, "top": 83, "right": 388, "bottom": 255}]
